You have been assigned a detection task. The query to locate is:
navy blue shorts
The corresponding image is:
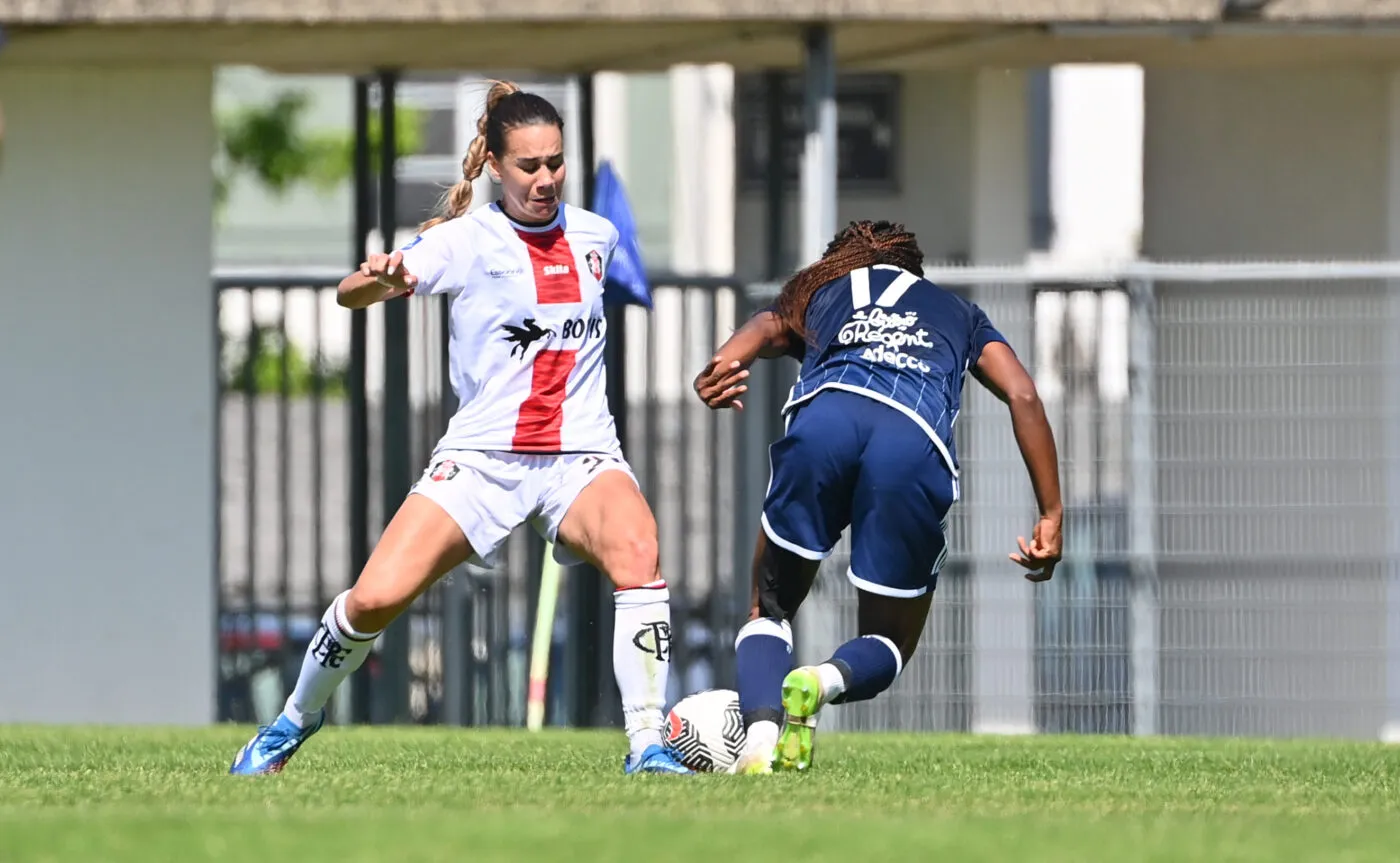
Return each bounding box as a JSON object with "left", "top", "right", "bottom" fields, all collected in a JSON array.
[{"left": 761, "top": 389, "right": 957, "bottom": 598}]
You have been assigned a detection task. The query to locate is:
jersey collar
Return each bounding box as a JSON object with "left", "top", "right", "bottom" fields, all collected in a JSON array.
[{"left": 493, "top": 201, "right": 564, "bottom": 234}]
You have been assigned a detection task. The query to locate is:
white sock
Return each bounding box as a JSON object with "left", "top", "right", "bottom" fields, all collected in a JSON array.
[
  {"left": 817, "top": 662, "right": 846, "bottom": 704},
  {"left": 613, "top": 580, "right": 672, "bottom": 756},
  {"left": 742, "top": 719, "right": 780, "bottom": 758},
  {"left": 283, "top": 590, "right": 380, "bottom": 728}
]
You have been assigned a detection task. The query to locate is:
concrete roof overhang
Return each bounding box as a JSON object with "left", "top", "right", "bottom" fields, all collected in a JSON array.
[{"left": 5, "top": 1, "right": 1400, "bottom": 71}]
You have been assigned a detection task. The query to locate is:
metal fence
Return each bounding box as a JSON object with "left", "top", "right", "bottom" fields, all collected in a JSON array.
[
  {"left": 217, "top": 276, "right": 345, "bottom": 724},
  {"left": 217, "top": 261, "right": 1400, "bottom": 742},
  {"left": 798, "top": 261, "right": 1400, "bottom": 742}
]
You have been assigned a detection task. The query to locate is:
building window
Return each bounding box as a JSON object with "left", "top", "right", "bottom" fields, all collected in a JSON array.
[{"left": 734, "top": 72, "right": 901, "bottom": 193}]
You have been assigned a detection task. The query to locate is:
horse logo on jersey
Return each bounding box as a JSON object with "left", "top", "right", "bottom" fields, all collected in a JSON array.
[
  {"left": 501, "top": 318, "right": 556, "bottom": 359},
  {"left": 585, "top": 250, "right": 604, "bottom": 283}
]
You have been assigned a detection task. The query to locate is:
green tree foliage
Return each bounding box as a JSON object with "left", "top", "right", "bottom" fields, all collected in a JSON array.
[
  {"left": 224, "top": 324, "right": 348, "bottom": 398},
  {"left": 214, "top": 89, "right": 423, "bottom": 209},
  {"left": 216, "top": 87, "right": 422, "bottom": 397}
]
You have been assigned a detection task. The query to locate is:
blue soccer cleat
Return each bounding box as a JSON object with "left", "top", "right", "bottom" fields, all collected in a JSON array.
[
  {"left": 624, "top": 744, "right": 694, "bottom": 775},
  {"left": 228, "top": 710, "right": 324, "bottom": 776}
]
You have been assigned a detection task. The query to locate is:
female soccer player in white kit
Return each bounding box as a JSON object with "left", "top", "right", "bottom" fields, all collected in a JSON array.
[{"left": 230, "top": 81, "right": 692, "bottom": 776}]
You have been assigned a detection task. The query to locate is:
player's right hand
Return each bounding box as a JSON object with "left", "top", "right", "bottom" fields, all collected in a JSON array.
[
  {"left": 1010, "top": 514, "right": 1062, "bottom": 583},
  {"left": 693, "top": 356, "right": 751, "bottom": 411},
  {"left": 359, "top": 250, "right": 418, "bottom": 297}
]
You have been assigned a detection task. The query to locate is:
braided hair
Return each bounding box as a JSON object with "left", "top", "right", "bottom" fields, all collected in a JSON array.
[{"left": 773, "top": 220, "right": 925, "bottom": 344}]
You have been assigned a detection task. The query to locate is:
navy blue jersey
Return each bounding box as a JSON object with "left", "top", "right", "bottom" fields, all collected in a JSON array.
[{"left": 774, "top": 265, "right": 1007, "bottom": 476}]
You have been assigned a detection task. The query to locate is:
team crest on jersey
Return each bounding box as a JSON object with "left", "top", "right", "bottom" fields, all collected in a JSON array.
[
  {"left": 586, "top": 250, "right": 604, "bottom": 282},
  {"left": 429, "top": 460, "right": 460, "bottom": 482}
]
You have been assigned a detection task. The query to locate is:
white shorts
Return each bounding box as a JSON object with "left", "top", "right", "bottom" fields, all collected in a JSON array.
[{"left": 409, "top": 449, "right": 638, "bottom": 568}]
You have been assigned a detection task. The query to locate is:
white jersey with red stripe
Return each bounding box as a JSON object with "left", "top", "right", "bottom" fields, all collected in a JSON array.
[{"left": 399, "top": 201, "right": 622, "bottom": 457}]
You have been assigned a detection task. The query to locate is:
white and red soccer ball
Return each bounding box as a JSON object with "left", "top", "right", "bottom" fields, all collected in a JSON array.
[{"left": 664, "top": 688, "right": 746, "bottom": 773}]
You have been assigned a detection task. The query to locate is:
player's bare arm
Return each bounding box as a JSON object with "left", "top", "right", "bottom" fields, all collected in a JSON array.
[
  {"left": 972, "top": 340, "right": 1063, "bottom": 583},
  {"left": 694, "top": 310, "right": 796, "bottom": 411},
  {"left": 337, "top": 249, "right": 419, "bottom": 309}
]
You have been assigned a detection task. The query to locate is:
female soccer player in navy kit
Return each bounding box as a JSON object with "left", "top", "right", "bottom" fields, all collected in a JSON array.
[{"left": 694, "top": 220, "right": 1063, "bottom": 773}]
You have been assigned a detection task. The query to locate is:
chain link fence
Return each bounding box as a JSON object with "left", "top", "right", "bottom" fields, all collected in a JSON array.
[{"left": 796, "top": 261, "right": 1400, "bottom": 741}]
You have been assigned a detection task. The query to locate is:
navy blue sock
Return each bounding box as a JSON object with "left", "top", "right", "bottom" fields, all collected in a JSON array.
[
  {"left": 828, "top": 635, "right": 903, "bottom": 704},
  {"left": 734, "top": 618, "right": 793, "bottom": 727}
]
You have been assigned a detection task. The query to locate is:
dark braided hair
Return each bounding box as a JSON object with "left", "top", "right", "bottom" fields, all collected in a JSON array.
[{"left": 773, "top": 220, "right": 925, "bottom": 344}]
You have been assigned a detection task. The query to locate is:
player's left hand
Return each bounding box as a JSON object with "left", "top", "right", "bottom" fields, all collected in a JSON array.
[
  {"left": 1010, "top": 515, "right": 1062, "bottom": 583},
  {"left": 359, "top": 249, "right": 417, "bottom": 298},
  {"left": 694, "top": 356, "right": 751, "bottom": 411}
]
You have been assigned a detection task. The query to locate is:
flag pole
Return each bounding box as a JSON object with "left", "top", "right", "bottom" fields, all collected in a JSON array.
[{"left": 526, "top": 543, "right": 564, "bottom": 732}]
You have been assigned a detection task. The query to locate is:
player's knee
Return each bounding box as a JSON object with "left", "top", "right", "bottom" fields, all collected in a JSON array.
[
  {"left": 895, "top": 633, "right": 921, "bottom": 665},
  {"left": 605, "top": 531, "right": 660, "bottom": 589},
  {"left": 755, "top": 585, "right": 794, "bottom": 622},
  {"left": 871, "top": 626, "right": 924, "bottom": 665},
  {"left": 344, "top": 583, "right": 410, "bottom": 632}
]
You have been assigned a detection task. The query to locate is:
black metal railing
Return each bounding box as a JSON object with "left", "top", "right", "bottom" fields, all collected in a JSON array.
[{"left": 216, "top": 274, "right": 346, "bottom": 723}]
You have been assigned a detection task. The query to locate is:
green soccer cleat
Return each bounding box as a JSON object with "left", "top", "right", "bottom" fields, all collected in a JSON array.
[{"left": 775, "top": 666, "right": 825, "bottom": 771}]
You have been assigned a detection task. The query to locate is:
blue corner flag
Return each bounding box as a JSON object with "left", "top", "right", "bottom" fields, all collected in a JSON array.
[{"left": 591, "top": 160, "right": 652, "bottom": 309}]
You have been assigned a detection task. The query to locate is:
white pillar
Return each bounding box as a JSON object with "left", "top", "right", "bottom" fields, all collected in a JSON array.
[
  {"left": 592, "top": 72, "right": 629, "bottom": 177},
  {"left": 970, "top": 71, "right": 1030, "bottom": 264},
  {"left": 799, "top": 25, "right": 837, "bottom": 267},
  {"left": 966, "top": 69, "right": 1037, "bottom": 736},
  {"left": 1045, "top": 65, "right": 1144, "bottom": 266},
  {"left": 661, "top": 68, "right": 735, "bottom": 390},
  {"left": 659, "top": 63, "right": 736, "bottom": 406},
  {"left": 670, "top": 64, "right": 736, "bottom": 276}
]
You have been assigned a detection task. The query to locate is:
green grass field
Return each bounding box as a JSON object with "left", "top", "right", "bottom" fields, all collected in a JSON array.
[{"left": 2, "top": 726, "right": 1399, "bottom": 862}]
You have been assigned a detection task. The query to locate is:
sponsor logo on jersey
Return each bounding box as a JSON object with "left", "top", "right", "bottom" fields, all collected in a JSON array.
[
  {"left": 501, "top": 318, "right": 557, "bottom": 359},
  {"left": 543, "top": 264, "right": 571, "bottom": 277},
  {"left": 500, "top": 315, "right": 603, "bottom": 361},
  {"left": 560, "top": 316, "right": 604, "bottom": 340},
  {"left": 837, "top": 309, "right": 934, "bottom": 373}
]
